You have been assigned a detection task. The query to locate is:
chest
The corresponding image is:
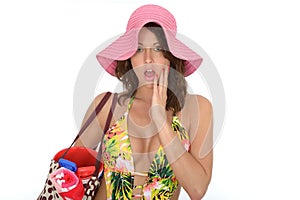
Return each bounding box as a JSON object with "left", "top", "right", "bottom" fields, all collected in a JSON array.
[
  {"left": 102, "top": 107, "right": 190, "bottom": 198},
  {"left": 127, "top": 106, "right": 174, "bottom": 154}
]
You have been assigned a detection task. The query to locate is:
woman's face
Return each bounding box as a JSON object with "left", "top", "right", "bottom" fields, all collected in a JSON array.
[{"left": 130, "top": 27, "right": 170, "bottom": 85}]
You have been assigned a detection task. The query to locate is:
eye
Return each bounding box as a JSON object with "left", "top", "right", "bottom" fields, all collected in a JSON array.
[
  {"left": 136, "top": 47, "right": 143, "bottom": 52},
  {"left": 153, "top": 46, "right": 163, "bottom": 52}
]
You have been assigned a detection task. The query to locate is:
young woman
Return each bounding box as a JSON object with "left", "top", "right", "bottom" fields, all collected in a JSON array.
[{"left": 76, "top": 4, "right": 213, "bottom": 200}]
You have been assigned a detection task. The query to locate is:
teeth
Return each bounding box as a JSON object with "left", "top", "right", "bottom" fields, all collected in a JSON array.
[{"left": 146, "top": 69, "right": 153, "bottom": 72}]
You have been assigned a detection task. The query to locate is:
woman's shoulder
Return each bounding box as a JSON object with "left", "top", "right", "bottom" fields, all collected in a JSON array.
[
  {"left": 180, "top": 94, "right": 212, "bottom": 126},
  {"left": 185, "top": 94, "right": 212, "bottom": 111},
  {"left": 93, "top": 92, "right": 127, "bottom": 111},
  {"left": 94, "top": 92, "right": 126, "bottom": 101},
  {"left": 92, "top": 92, "right": 117, "bottom": 111},
  {"left": 94, "top": 92, "right": 113, "bottom": 102},
  {"left": 94, "top": 92, "right": 128, "bottom": 122}
]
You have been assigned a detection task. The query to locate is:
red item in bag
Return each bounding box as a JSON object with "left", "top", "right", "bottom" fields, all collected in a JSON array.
[{"left": 50, "top": 167, "right": 84, "bottom": 200}]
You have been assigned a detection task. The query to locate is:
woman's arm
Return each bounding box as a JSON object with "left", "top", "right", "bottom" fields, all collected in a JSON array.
[
  {"left": 159, "top": 95, "right": 213, "bottom": 199},
  {"left": 150, "top": 66, "right": 213, "bottom": 199},
  {"left": 159, "top": 96, "right": 213, "bottom": 199},
  {"left": 155, "top": 92, "right": 213, "bottom": 199},
  {"left": 151, "top": 69, "right": 213, "bottom": 199},
  {"left": 74, "top": 92, "right": 113, "bottom": 199}
]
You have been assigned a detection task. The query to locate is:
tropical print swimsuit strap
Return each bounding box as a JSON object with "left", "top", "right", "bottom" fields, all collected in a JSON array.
[{"left": 127, "top": 95, "right": 135, "bottom": 111}]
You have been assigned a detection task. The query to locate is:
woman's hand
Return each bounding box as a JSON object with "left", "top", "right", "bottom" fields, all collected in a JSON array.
[{"left": 150, "top": 65, "right": 169, "bottom": 131}]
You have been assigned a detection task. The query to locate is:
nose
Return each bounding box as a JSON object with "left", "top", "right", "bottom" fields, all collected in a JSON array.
[{"left": 144, "top": 48, "right": 153, "bottom": 64}]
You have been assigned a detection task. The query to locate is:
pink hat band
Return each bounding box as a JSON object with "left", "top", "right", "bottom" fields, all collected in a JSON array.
[{"left": 96, "top": 4, "right": 202, "bottom": 77}]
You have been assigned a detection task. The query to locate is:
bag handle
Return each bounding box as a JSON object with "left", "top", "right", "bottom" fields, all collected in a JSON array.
[
  {"left": 77, "top": 92, "right": 113, "bottom": 142},
  {"left": 93, "top": 92, "right": 118, "bottom": 176},
  {"left": 61, "top": 92, "right": 113, "bottom": 158}
]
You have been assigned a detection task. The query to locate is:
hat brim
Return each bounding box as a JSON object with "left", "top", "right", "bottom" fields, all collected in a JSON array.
[{"left": 96, "top": 27, "right": 202, "bottom": 77}]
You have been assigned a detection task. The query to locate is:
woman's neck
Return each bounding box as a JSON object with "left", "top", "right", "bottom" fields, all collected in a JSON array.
[{"left": 134, "top": 85, "right": 154, "bottom": 104}]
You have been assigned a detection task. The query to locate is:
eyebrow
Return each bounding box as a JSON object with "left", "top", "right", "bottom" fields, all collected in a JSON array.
[{"left": 138, "top": 42, "right": 160, "bottom": 46}]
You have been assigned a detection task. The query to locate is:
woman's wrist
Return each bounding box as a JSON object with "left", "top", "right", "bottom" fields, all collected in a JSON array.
[
  {"left": 161, "top": 131, "right": 187, "bottom": 164},
  {"left": 158, "top": 123, "right": 187, "bottom": 164}
]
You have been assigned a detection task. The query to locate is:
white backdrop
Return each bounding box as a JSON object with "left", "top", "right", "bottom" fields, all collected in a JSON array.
[{"left": 1, "top": 0, "right": 299, "bottom": 199}]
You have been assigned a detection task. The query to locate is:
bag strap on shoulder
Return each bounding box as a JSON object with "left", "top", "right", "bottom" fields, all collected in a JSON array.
[
  {"left": 94, "top": 92, "right": 118, "bottom": 176},
  {"left": 62, "top": 92, "right": 113, "bottom": 158}
]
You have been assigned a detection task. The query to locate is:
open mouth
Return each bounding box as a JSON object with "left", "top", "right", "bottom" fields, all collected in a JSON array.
[{"left": 144, "top": 69, "right": 156, "bottom": 81}]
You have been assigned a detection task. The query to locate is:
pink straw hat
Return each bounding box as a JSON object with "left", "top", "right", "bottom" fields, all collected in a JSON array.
[{"left": 96, "top": 4, "right": 203, "bottom": 77}]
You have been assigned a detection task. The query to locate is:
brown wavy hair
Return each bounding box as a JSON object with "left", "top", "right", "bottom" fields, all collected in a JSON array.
[{"left": 115, "top": 22, "right": 187, "bottom": 114}]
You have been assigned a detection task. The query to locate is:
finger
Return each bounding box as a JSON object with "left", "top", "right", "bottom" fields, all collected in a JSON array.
[
  {"left": 161, "top": 67, "right": 168, "bottom": 96},
  {"left": 164, "top": 66, "right": 168, "bottom": 91},
  {"left": 159, "top": 68, "right": 164, "bottom": 95},
  {"left": 153, "top": 72, "right": 158, "bottom": 93}
]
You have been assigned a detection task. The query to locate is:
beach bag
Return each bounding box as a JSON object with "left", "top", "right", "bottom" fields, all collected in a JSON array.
[{"left": 37, "top": 92, "right": 117, "bottom": 200}]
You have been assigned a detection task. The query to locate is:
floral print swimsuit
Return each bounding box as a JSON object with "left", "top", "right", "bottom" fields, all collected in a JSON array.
[{"left": 102, "top": 97, "right": 190, "bottom": 199}]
